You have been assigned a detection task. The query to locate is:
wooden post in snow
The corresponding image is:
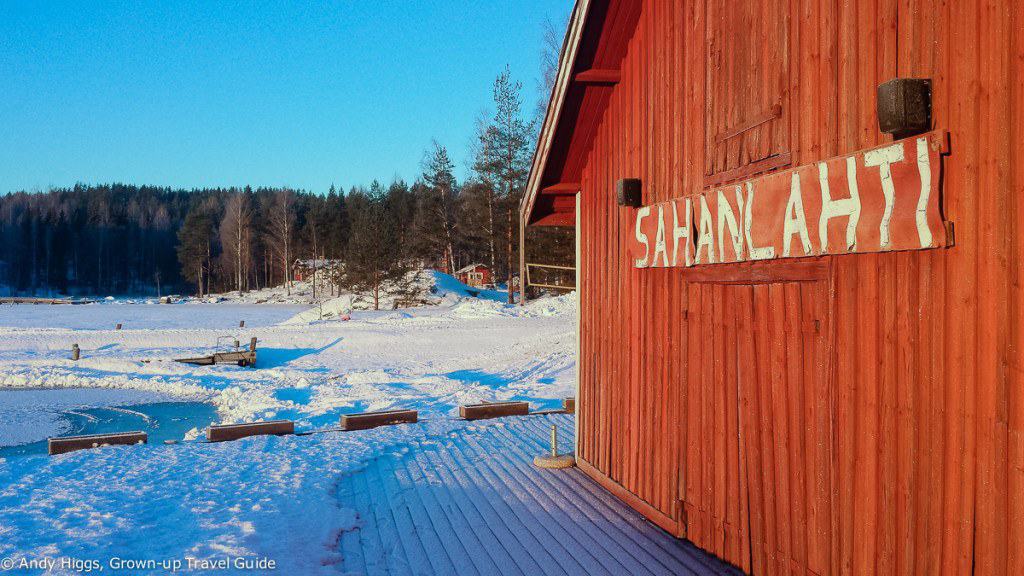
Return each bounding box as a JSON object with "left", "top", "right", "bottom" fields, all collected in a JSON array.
[{"left": 519, "top": 215, "right": 527, "bottom": 305}]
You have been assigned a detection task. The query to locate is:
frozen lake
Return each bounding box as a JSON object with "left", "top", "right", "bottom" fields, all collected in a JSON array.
[
  {"left": 0, "top": 303, "right": 307, "bottom": 330},
  {"left": 0, "top": 388, "right": 217, "bottom": 456}
]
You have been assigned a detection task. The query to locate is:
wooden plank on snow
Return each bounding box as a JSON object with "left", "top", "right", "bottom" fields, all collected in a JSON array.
[
  {"left": 459, "top": 402, "right": 530, "bottom": 421},
  {"left": 207, "top": 420, "right": 294, "bottom": 443},
  {"left": 48, "top": 431, "right": 147, "bottom": 456},
  {"left": 341, "top": 410, "right": 418, "bottom": 431}
]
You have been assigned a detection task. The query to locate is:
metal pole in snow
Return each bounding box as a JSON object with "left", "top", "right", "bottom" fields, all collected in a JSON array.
[{"left": 550, "top": 425, "right": 558, "bottom": 457}]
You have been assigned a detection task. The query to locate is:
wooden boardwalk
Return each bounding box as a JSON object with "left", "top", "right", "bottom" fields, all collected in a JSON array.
[{"left": 335, "top": 414, "right": 741, "bottom": 576}]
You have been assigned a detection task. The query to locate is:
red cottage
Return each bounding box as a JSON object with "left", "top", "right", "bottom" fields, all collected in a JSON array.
[
  {"left": 521, "top": 1, "right": 1024, "bottom": 574},
  {"left": 454, "top": 263, "right": 492, "bottom": 289}
]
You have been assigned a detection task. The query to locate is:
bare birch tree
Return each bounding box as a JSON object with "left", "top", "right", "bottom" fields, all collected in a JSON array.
[
  {"left": 268, "top": 190, "right": 296, "bottom": 295},
  {"left": 219, "top": 193, "right": 252, "bottom": 292}
]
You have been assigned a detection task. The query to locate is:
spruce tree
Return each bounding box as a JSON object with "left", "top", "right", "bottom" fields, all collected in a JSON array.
[
  {"left": 340, "top": 182, "right": 410, "bottom": 310},
  {"left": 177, "top": 204, "right": 214, "bottom": 297}
]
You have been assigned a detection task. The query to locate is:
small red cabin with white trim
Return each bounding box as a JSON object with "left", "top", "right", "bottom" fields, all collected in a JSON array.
[{"left": 454, "top": 263, "right": 492, "bottom": 289}]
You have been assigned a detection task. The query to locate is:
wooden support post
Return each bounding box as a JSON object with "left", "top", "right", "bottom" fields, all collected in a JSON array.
[
  {"left": 519, "top": 214, "right": 527, "bottom": 305},
  {"left": 207, "top": 420, "right": 293, "bottom": 443},
  {"left": 340, "top": 409, "right": 418, "bottom": 431},
  {"left": 239, "top": 320, "right": 245, "bottom": 328},
  {"left": 459, "top": 401, "right": 530, "bottom": 420},
  {"left": 48, "top": 431, "right": 147, "bottom": 456},
  {"left": 115, "top": 323, "right": 122, "bottom": 330},
  {"left": 71, "top": 343, "right": 80, "bottom": 361},
  {"left": 249, "top": 337, "right": 258, "bottom": 351}
]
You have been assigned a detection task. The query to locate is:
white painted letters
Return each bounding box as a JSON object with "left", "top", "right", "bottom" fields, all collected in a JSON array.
[
  {"left": 782, "top": 172, "right": 812, "bottom": 257},
  {"left": 744, "top": 182, "right": 775, "bottom": 260},
  {"left": 694, "top": 195, "right": 716, "bottom": 264},
  {"left": 671, "top": 198, "right": 693, "bottom": 267},
  {"left": 634, "top": 206, "right": 651, "bottom": 267},
  {"left": 915, "top": 137, "right": 933, "bottom": 248},
  {"left": 628, "top": 132, "right": 945, "bottom": 269},
  {"left": 818, "top": 158, "right": 861, "bottom": 252},
  {"left": 717, "top": 187, "right": 745, "bottom": 262},
  {"left": 863, "top": 143, "right": 905, "bottom": 249},
  {"left": 652, "top": 205, "right": 669, "bottom": 267}
]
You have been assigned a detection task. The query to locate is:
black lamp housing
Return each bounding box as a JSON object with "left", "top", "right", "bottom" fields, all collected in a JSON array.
[
  {"left": 616, "top": 178, "right": 642, "bottom": 208},
  {"left": 877, "top": 78, "right": 932, "bottom": 138}
]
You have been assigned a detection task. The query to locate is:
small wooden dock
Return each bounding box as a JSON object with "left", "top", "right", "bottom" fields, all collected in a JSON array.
[{"left": 176, "top": 338, "right": 258, "bottom": 367}]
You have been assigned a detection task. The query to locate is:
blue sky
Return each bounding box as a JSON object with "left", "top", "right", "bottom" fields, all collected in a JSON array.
[{"left": 0, "top": 1, "right": 570, "bottom": 194}]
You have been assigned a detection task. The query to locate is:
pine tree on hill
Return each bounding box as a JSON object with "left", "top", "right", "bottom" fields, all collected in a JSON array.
[
  {"left": 477, "top": 66, "right": 534, "bottom": 303},
  {"left": 413, "top": 143, "right": 459, "bottom": 274},
  {"left": 340, "top": 182, "right": 411, "bottom": 310}
]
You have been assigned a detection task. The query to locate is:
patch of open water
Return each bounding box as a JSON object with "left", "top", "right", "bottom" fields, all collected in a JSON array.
[{"left": 0, "top": 389, "right": 217, "bottom": 458}]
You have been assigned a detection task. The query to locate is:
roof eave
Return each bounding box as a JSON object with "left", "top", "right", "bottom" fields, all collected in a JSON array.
[{"left": 520, "top": 0, "right": 594, "bottom": 227}]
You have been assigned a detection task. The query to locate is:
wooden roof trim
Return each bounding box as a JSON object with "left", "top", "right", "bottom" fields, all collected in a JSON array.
[
  {"left": 520, "top": 0, "right": 594, "bottom": 226},
  {"left": 574, "top": 68, "right": 621, "bottom": 85},
  {"left": 541, "top": 182, "right": 582, "bottom": 195}
]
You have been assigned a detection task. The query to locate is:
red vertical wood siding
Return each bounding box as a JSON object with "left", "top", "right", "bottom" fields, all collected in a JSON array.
[{"left": 569, "top": 0, "right": 1024, "bottom": 574}]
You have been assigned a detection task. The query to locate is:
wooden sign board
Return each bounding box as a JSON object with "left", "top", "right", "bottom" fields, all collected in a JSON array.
[{"left": 631, "top": 131, "right": 948, "bottom": 268}]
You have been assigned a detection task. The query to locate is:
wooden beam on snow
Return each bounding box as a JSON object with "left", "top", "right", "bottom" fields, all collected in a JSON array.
[
  {"left": 49, "top": 431, "right": 147, "bottom": 456},
  {"left": 460, "top": 401, "right": 531, "bottom": 421},
  {"left": 340, "top": 409, "right": 418, "bottom": 431},
  {"left": 207, "top": 420, "right": 294, "bottom": 443}
]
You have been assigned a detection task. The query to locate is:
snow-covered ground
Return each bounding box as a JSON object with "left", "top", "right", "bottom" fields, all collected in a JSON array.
[
  {"left": 0, "top": 271, "right": 582, "bottom": 574},
  {"left": 0, "top": 271, "right": 575, "bottom": 448}
]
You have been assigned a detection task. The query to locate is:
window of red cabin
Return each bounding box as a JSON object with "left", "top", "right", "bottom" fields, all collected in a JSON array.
[{"left": 703, "top": 0, "right": 791, "bottom": 187}]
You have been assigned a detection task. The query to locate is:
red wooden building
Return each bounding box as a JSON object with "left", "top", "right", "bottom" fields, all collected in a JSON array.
[
  {"left": 521, "top": 1, "right": 1022, "bottom": 574},
  {"left": 454, "top": 263, "right": 492, "bottom": 289}
]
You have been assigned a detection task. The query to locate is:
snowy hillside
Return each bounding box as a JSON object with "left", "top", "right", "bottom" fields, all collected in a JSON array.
[{"left": 183, "top": 268, "right": 504, "bottom": 310}]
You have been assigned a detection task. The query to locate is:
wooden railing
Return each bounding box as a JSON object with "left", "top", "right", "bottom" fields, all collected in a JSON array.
[{"left": 525, "top": 263, "right": 576, "bottom": 291}]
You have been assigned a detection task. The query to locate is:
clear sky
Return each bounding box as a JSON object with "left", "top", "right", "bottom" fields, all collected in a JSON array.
[{"left": 0, "top": 1, "right": 571, "bottom": 194}]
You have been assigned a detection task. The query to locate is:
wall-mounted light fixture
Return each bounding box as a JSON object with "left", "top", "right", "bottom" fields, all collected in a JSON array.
[
  {"left": 877, "top": 78, "right": 932, "bottom": 138},
  {"left": 616, "top": 178, "right": 642, "bottom": 208}
]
